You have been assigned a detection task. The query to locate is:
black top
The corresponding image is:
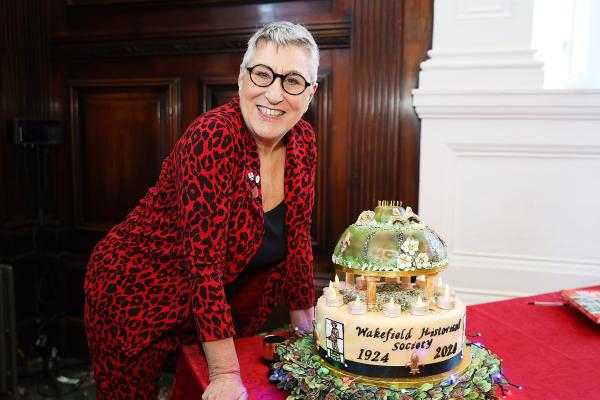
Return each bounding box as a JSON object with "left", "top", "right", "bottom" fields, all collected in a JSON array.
[
  {"left": 245, "top": 201, "right": 287, "bottom": 268},
  {"left": 226, "top": 201, "right": 287, "bottom": 328}
]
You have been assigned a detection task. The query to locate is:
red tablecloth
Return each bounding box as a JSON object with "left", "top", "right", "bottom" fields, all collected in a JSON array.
[{"left": 169, "top": 289, "right": 600, "bottom": 400}]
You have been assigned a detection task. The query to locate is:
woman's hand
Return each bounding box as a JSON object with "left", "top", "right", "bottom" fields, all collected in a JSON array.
[
  {"left": 289, "top": 306, "right": 315, "bottom": 334},
  {"left": 202, "top": 372, "right": 248, "bottom": 400},
  {"left": 201, "top": 338, "right": 247, "bottom": 400}
]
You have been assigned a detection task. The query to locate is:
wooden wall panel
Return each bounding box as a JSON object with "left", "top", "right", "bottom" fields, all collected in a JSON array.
[
  {"left": 0, "top": 0, "right": 54, "bottom": 238},
  {"left": 306, "top": 71, "right": 331, "bottom": 257},
  {"left": 0, "top": 0, "right": 62, "bottom": 350},
  {"left": 55, "top": 1, "right": 351, "bottom": 57},
  {"left": 349, "top": 0, "right": 432, "bottom": 216},
  {"left": 70, "top": 79, "right": 180, "bottom": 230},
  {"left": 1, "top": 0, "right": 432, "bottom": 353},
  {"left": 198, "top": 77, "right": 239, "bottom": 112}
]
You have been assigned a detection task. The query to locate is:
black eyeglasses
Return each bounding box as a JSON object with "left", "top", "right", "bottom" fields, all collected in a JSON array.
[{"left": 246, "top": 64, "right": 312, "bottom": 95}]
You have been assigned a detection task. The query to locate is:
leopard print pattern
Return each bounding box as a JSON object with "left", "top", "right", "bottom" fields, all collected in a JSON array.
[
  {"left": 85, "top": 298, "right": 197, "bottom": 399},
  {"left": 84, "top": 97, "right": 316, "bottom": 366}
]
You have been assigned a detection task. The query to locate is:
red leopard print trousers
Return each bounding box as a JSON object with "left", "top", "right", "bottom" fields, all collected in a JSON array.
[{"left": 85, "top": 301, "right": 194, "bottom": 399}]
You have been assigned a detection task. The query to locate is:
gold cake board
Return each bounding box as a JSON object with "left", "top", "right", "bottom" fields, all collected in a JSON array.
[{"left": 315, "top": 346, "right": 472, "bottom": 389}]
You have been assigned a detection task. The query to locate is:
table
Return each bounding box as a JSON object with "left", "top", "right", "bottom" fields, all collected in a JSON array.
[{"left": 169, "top": 288, "right": 600, "bottom": 400}]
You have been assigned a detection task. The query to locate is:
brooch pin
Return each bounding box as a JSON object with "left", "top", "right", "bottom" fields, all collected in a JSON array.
[
  {"left": 248, "top": 172, "right": 260, "bottom": 183},
  {"left": 248, "top": 171, "right": 260, "bottom": 198}
]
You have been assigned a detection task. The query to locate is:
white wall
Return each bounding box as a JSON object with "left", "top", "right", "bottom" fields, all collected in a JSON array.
[
  {"left": 413, "top": 0, "right": 600, "bottom": 304},
  {"left": 533, "top": 0, "right": 600, "bottom": 89}
]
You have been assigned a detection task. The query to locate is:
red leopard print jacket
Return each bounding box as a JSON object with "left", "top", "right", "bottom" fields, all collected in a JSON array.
[{"left": 84, "top": 97, "right": 316, "bottom": 357}]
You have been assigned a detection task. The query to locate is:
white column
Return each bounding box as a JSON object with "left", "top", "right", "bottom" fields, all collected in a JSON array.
[
  {"left": 413, "top": 0, "right": 600, "bottom": 305},
  {"left": 419, "top": 0, "right": 543, "bottom": 90}
]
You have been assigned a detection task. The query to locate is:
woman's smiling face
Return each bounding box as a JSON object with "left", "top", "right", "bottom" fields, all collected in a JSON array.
[{"left": 238, "top": 40, "right": 317, "bottom": 145}]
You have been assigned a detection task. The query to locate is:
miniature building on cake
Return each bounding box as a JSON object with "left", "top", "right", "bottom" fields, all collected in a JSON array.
[{"left": 331, "top": 201, "right": 448, "bottom": 306}]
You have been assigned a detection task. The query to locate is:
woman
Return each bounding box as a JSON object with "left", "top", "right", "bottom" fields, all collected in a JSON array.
[{"left": 84, "top": 21, "right": 319, "bottom": 399}]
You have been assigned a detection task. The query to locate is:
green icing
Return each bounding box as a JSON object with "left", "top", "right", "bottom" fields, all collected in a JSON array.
[{"left": 332, "top": 223, "right": 448, "bottom": 272}]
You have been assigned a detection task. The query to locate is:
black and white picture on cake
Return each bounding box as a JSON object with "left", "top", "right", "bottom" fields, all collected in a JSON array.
[{"left": 326, "top": 318, "right": 345, "bottom": 363}]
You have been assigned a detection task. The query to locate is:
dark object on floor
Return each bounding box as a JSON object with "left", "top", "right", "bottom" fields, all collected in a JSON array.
[{"left": 1, "top": 264, "right": 19, "bottom": 399}]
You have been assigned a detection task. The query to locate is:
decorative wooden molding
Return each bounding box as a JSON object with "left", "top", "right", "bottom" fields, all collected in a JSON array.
[
  {"left": 66, "top": 0, "right": 297, "bottom": 9},
  {"left": 197, "top": 75, "right": 239, "bottom": 113},
  {"left": 310, "top": 70, "right": 332, "bottom": 253},
  {"left": 55, "top": 22, "right": 351, "bottom": 58},
  {"left": 69, "top": 78, "right": 181, "bottom": 231},
  {"left": 0, "top": 0, "right": 53, "bottom": 227}
]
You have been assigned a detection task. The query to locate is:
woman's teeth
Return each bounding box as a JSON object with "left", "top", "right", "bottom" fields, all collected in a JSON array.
[{"left": 258, "top": 106, "right": 284, "bottom": 117}]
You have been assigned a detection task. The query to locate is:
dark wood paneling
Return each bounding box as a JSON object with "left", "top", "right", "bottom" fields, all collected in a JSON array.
[
  {"left": 0, "top": 0, "right": 59, "bottom": 342},
  {"left": 56, "top": 23, "right": 351, "bottom": 58},
  {"left": 0, "top": 0, "right": 54, "bottom": 234},
  {"left": 55, "top": 0, "right": 351, "bottom": 58},
  {"left": 2, "top": 0, "right": 432, "bottom": 354},
  {"left": 305, "top": 71, "right": 331, "bottom": 254},
  {"left": 66, "top": 0, "right": 298, "bottom": 7},
  {"left": 398, "top": 0, "right": 433, "bottom": 211},
  {"left": 70, "top": 79, "right": 180, "bottom": 230},
  {"left": 52, "top": 0, "right": 431, "bottom": 270},
  {"left": 349, "top": 0, "right": 432, "bottom": 216},
  {"left": 198, "top": 76, "right": 239, "bottom": 112}
]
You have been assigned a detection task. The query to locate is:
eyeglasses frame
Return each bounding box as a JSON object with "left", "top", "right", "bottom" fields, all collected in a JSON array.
[{"left": 246, "top": 64, "right": 312, "bottom": 95}]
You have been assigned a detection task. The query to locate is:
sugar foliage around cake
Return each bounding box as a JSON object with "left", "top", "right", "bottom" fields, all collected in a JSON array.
[{"left": 271, "top": 335, "right": 509, "bottom": 400}]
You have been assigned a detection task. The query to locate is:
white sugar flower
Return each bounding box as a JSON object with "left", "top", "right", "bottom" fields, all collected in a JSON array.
[
  {"left": 401, "top": 238, "right": 420, "bottom": 255},
  {"left": 397, "top": 253, "right": 413, "bottom": 270},
  {"left": 415, "top": 253, "right": 431, "bottom": 268}
]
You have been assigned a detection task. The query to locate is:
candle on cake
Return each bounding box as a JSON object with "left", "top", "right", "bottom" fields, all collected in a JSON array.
[
  {"left": 383, "top": 297, "right": 401, "bottom": 318},
  {"left": 355, "top": 275, "right": 366, "bottom": 290},
  {"left": 326, "top": 293, "right": 343, "bottom": 307},
  {"left": 348, "top": 295, "right": 367, "bottom": 315},
  {"left": 410, "top": 296, "right": 428, "bottom": 316},
  {"left": 324, "top": 280, "right": 343, "bottom": 307},
  {"left": 334, "top": 274, "right": 346, "bottom": 291},
  {"left": 437, "top": 284, "right": 456, "bottom": 310},
  {"left": 435, "top": 276, "right": 444, "bottom": 295},
  {"left": 323, "top": 281, "right": 337, "bottom": 298}
]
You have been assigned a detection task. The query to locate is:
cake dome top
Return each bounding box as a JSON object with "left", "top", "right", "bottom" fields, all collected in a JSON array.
[{"left": 331, "top": 201, "right": 448, "bottom": 276}]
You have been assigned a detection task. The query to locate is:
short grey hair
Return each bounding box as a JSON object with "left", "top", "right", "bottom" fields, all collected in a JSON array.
[{"left": 241, "top": 21, "right": 320, "bottom": 84}]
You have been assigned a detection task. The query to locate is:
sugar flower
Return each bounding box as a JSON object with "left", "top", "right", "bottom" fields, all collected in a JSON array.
[
  {"left": 401, "top": 238, "right": 419, "bottom": 255},
  {"left": 397, "top": 253, "right": 413, "bottom": 270},
  {"left": 415, "top": 253, "right": 431, "bottom": 268}
]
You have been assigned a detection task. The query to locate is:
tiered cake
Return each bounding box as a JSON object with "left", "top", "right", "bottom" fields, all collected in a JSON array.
[{"left": 314, "top": 202, "right": 470, "bottom": 386}]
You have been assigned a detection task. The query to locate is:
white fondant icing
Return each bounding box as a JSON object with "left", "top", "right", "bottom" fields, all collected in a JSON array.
[{"left": 316, "top": 296, "right": 466, "bottom": 369}]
